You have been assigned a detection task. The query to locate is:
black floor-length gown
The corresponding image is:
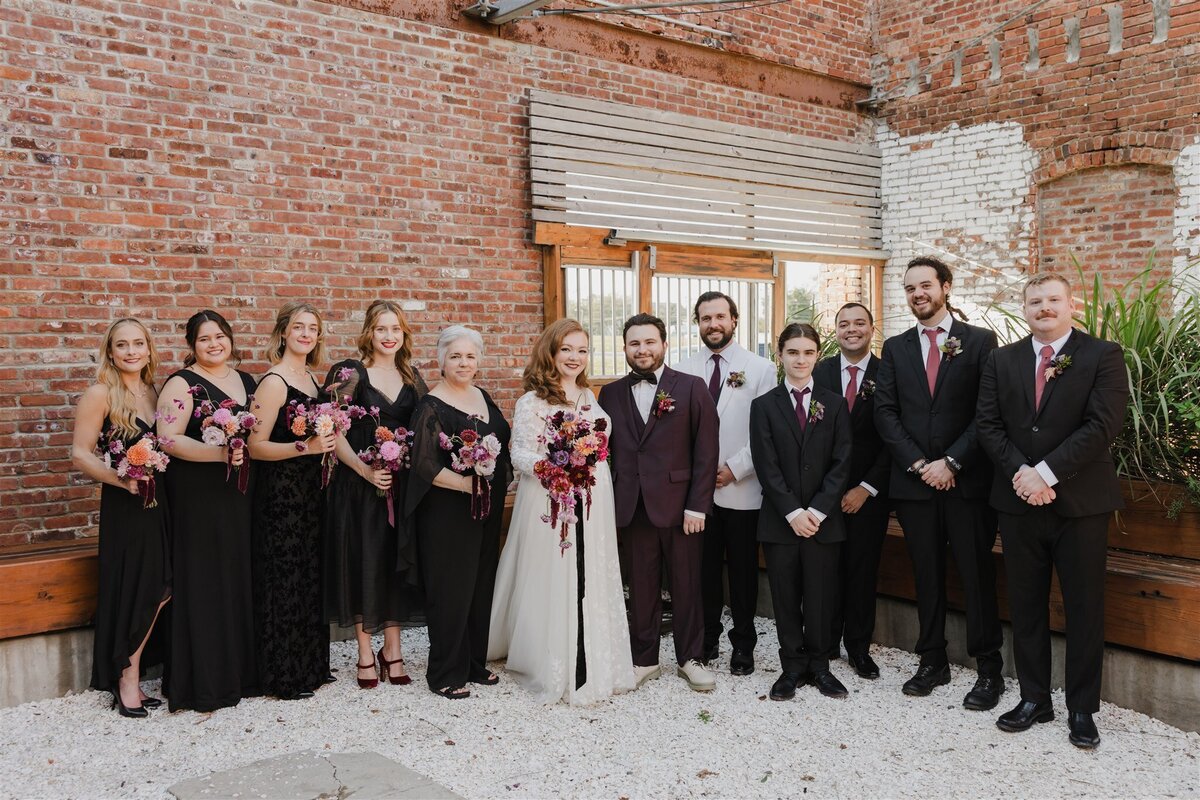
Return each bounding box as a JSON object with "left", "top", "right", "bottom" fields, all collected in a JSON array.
[
  {"left": 322, "top": 360, "right": 425, "bottom": 632},
  {"left": 251, "top": 373, "right": 328, "bottom": 699},
  {"left": 163, "top": 369, "right": 261, "bottom": 712},
  {"left": 91, "top": 418, "right": 171, "bottom": 695},
  {"left": 407, "top": 392, "right": 510, "bottom": 691}
]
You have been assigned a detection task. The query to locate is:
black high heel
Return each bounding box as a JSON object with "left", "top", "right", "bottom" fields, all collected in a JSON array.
[
  {"left": 140, "top": 696, "right": 164, "bottom": 709},
  {"left": 111, "top": 693, "right": 148, "bottom": 718}
]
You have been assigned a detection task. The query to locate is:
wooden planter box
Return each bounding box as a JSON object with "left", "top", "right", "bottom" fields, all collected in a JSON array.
[{"left": 877, "top": 478, "right": 1200, "bottom": 662}]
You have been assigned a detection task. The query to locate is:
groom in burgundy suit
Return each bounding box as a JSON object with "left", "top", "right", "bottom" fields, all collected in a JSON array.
[{"left": 598, "top": 313, "right": 720, "bottom": 692}]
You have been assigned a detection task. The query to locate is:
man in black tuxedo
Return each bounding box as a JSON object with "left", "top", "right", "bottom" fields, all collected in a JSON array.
[
  {"left": 976, "top": 273, "right": 1128, "bottom": 749},
  {"left": 814, "top": 302, "right": 891, "bottom": 680},
  {"left": 750, "top": 323, "right": 852, "bottom": 701},
  {"left": 874, "top": 256, "right": 1004, "bottom": 710}
]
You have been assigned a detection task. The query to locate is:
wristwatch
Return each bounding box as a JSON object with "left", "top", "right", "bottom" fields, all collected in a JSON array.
[
  {"left": 907, "top": 459, "right": 928, "bottom": 475},
  {"left": 944, "top": 455, "right": 963, "bottom": 474}
]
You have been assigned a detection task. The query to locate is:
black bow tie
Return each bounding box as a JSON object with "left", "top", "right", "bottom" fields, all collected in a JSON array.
[{"left": 630, "top": 371, "right": 658, "bottom": 385}]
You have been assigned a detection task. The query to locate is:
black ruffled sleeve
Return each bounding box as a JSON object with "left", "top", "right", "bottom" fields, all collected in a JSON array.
[{"left": 403, "top": 395, "right": 449, "bottom": 523}]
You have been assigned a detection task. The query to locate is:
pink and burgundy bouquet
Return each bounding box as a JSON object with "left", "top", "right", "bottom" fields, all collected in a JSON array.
[
  {"left": 357, "top": 410, "right": 415, "bottom": 526},
  {"left": 532, "top": 408, "right": 609, "bottom": 555},
  {"left": 287, "top": 397, "right": 366, "bottom": 487},
  {"left": 186, "top": 385, "right": 257, "bottom": 494},
  {"left": 439, "top": 424, "right": 502, "bottom": 520},
  {"left": 102, "top": 431, "right": 171, "bottom": 509}
]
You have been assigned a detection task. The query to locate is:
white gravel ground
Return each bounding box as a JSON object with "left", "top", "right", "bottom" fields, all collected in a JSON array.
[{"left": 0, "top": 619, "right": 1196, "bottom": 799}]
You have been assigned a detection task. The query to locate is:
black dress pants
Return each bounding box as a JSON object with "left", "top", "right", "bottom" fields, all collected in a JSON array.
[
  {"left": 701, "top": 504, "right": 761, "bottom": 654},
  {"left": 831, "top": 493, "right": 890, "bottom": 658},
  {"left": 763, "top": 537, "right": 839, "bottom": 675},
  {"left": 894, "top": 494, "right": 1003, "bottom": 677},
  {"left": 1000, "top": 506, "right": 1108, "bottom": 713}
]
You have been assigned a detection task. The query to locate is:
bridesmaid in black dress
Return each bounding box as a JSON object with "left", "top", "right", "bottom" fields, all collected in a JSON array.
[
  {"left": 157, "top": 310, "right": 260, "bottom": 712},
  {"left": 407, "top": 325, "right": 510, "bottom": 699},
  {"left": 322, "top": 300, "right": 427, "bottom": 689},
  {"left": 247, "top": 302, "right": 336, "bottom": 700},
  {"left": 71, "top": 318, "right": 171, "bottom": 718}
]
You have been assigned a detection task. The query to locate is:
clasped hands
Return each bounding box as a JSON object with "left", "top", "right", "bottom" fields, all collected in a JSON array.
[
  {"left": 789, "top": 509, "right": 821, "bottom": 538},
  {"left": 911, "top": 458, "right": 956, "bottom": 491},
  {"left": 1012, "top": 464, "right": 1055, "bottom": 506}
]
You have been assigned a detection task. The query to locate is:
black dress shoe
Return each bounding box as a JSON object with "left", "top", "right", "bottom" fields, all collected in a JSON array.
[
  {"left": 846, "top": 652, "right": 880, "bottom": 679},
  {"left": 963, "top": 675, "right": 1005, "bottom": 711},
  {"left": 769, "top": 671, "right": 803, "bottom": 701},
  {"left": 996, "top": 699, "right": 1055, "bottom": 732},
  {"left": 730, "top": 649, "right": 754, "bottom": 676},
  {"left": 111, "top": 694, "right": 149, "bottom": 718},
  {"left": 701, "top": 643, "right": 719, "bottom": 665},
  {"left": 902, "top": 663, "right": 951, "bottom": 696},
  {"left": 1068, "top": 712, "right": 1100, "bottom": 749},
  {"left": 809, "top": 670, "right": 849, "bottom": 698}
]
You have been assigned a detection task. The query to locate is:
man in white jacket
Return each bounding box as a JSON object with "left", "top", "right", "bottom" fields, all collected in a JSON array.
[{"left": 675, "top": 291, "right": 778, "bottom": 675}]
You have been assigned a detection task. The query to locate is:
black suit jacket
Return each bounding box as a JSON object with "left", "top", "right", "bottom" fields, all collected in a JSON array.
[
  {"left": 749, "top": 383, "right": 852, "bottom": 545},
  {"left": 976, "top": 329, "right": 1129, "bottom": 517},
  {"left": 597, "top": 365, "right": 720, "bottom": 529},
  {"left": 874, "top": 318, "right": 997, "bottom": 501},
  {"left": 813, "top": 355, "right": 890, "bottom": 496}
]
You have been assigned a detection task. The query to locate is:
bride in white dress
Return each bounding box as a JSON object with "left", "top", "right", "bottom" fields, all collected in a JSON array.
[{"left": 488, "top": 319, "right": 635, "bottom": 704}]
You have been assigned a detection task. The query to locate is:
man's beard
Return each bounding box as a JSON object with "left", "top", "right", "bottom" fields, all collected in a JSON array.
[
  {"left": 626, "top": 351, "right": 665, "bottom": 373},
  {"left": 702, "top": 327, "right": 735, "bottom": 351},
  {"left": 911, "top": 294, "right": 946, "bottom": 323}
]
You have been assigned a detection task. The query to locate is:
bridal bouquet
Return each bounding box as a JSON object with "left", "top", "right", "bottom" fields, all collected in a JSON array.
[
  {"left": 357, "top": 413, "right": 415, "bottom": 526},
  {"left": 439, "top": 425, "right": 502, "bottom": 520},
  {"left": 187, "top": 385, "right": 257, "bottom": 494},
  {"left": 532, "top": 408, "right": 609, "bottom": 556},
  {"left": 288, "top": 398, "right": 366, "bottom": 487},
  {"left": 102, "top": 431, "right": 171, "bottom": 509}
]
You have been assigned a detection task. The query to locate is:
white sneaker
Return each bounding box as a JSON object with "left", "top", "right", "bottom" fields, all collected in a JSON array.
[
  {"left": 677, "top": 659, "right": 716, "bottom": 692},
  {"left": 634, "top": 664, "right": 662, "bottom": 688}
]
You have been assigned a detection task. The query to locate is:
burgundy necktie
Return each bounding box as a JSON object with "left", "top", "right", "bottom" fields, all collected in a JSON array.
[
  {"left": 707, "top": 353, "right": 723, "bottom": 404},
  {"left": 923, "top": 328, "right": 941, "bottom": 395},
  {"left": 792, "top": 387, "right": 810, "bottom": 431},
  {"left": 1034, "top": 344, "right": 1054, "bottom": 409},
  {"left": 845, "top": 365, "right": 860, "bottom": 413}
]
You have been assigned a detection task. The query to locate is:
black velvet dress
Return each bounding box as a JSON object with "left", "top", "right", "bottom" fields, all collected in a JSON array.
[
  {"left": 163, "top": 369, "right": 260, "bottom": 712},
  {"left": 91, "top": 418, "right": 171, "bottom": 695},
  {"left": 406, "top": 391, "right": 510, "bottom": 691},
  {"left": 251, "top": 373, "right": 328, "bottom": 699},
  {"left": 321, "top": 359, "right": 426, "bottom": 633}
]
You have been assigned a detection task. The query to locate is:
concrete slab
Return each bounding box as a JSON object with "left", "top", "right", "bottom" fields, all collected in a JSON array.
[{"left": 167, "top": 750, "right": 463, "bottom": 800}]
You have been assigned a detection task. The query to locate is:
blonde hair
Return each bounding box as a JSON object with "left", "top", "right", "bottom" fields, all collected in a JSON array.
[
  {"left": 522, "top": 319, "right": 590, "bottom": 406},
  {"left": 356, "top": 300, "right": 416, "bottom": 386},
  {"left": 265, "top": 301, "right": 325, "bottom": 367},
  {"left": 96, "top": 317, "right": 158, "bottom": 439},
  {"left": 1024, "top": 272, "right": 1072, "bottom": 297}
]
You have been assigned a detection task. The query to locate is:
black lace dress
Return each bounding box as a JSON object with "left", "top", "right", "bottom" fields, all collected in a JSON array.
[
  {"left": 91, "top": 418, "right": 171, "bottom": 695},
  {"left": 406, "top": 392, "right": 510, "bottom": 691},
  {"left": 251, "top": 373, "right": 328, "bottom": 699},
  {"left": 163, "top": 369, "right": 260, "bottom": 712},
  {"left": 321, "top": 359, "right": 426, "bottom": 632}
]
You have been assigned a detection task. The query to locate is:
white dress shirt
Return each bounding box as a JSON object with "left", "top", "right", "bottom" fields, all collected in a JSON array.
[
  {"left": 840, "top": 352, "right": 879, "bottom": 498},
  {"left": 782, "top": 377, "right": 827, "bottom": 524},
  {"left": 1031, "top": 329, "right": 1074, "bottom": 488},
  {"left": 916, "top": 310, "right": 952, "bottom": 362}
]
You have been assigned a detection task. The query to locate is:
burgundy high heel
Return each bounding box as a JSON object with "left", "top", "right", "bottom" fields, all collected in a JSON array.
[
  {"left": 356, "top": 659, "right": 379, "bottom": 689},
  {"left": 378, "top": 647, "right": 412, "bottom": 686}
]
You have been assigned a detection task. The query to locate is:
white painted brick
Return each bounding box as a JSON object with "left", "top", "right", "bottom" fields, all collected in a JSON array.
[{"left": 1174, "top": 138, "right": 1200, "bottom": 292}]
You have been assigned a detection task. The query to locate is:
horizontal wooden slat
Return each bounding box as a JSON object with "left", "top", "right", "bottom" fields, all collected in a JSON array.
[
  {"left": 529, "top": 101, "right": 881, "bottom": 173},
  {"left": 532, "top": 158, "right": 883, "bottom": 211},
  {"left": 530, "top": 112, "right": 882, "bottom": 183},
  {"left": 532, "top": 143, "right": 881, "bottom": 200},
  {"left": 1110, "top": 480, "right": 1200, "bottom": 560},
  {"left": 0, "top": 545, "right": 98, "bottom": 640},
  {"left": 877, "top": 520, "right": 1200, "bottom": 662},
  {"left": 532, "top": 182, "right": 883, "bottom": 232},
  {"left": 530, "top": 90, "right": 880, "bottom": 161},
  {"left": 532, "top": 199, "right": 882, "bottom": 248}
]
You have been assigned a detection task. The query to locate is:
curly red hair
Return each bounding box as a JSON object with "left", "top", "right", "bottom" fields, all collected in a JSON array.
[{"left": 522, "top": 318, "right": 590, "bottom": 406}]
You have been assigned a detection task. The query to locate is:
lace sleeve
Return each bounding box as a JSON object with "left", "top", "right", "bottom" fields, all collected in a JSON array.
[{"left": 510, "top": 392, "right": 548, "bottom": 476}]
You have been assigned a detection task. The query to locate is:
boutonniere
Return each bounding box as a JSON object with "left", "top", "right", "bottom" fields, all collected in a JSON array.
[
  {"left": 725, "top": 371, "right": 746, "bottom": 389},
  {"left": 940, "top": 336, "right": 962, "bottom": 360},
  {"left": 858, "top": 379, "right": 876, "bottom": 400},
  {"left": 653, "top": 390, "right": 675, "bottom": 418},
  {"left": 808, "top": 400, "right": 825, "bottom": 423},
  {"left": 1044, "top": 354, "right": 1072, "bottom": 381}
]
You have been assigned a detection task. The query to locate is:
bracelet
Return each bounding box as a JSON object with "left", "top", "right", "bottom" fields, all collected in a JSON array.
[
  {"left": 908, "top": 459, "right": 928, "bottom": 475},
  {"left": 944, "top": 455, "right": 963, "bottom": 474}
]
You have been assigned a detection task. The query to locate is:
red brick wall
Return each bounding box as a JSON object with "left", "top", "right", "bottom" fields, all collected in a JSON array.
[{"left": 0, "top": 0, "right": 871, "bottom": 547}]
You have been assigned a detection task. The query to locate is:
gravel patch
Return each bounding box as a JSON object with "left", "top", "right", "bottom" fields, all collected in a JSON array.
[{"left": 0, "top": 619, "right": 1196, "bottom": 799}]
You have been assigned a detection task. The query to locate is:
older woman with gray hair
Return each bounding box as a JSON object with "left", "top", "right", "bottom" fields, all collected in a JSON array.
[{"left": 406, "top": 325, "right": 511, "bottom": 699}]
